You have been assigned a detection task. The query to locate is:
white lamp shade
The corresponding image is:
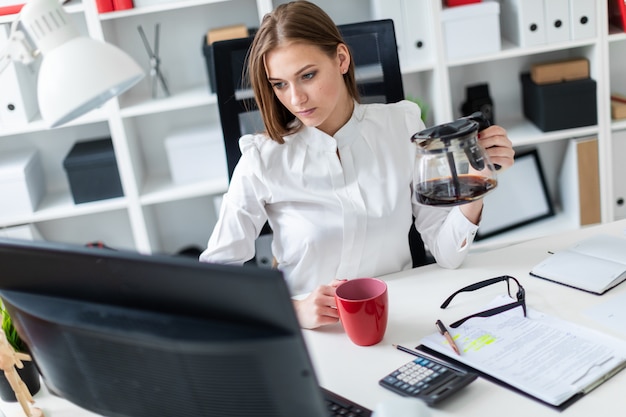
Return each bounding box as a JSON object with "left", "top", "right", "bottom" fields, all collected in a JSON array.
[{"left": 37, "top": 37, "right": 144, "bottom": 127}]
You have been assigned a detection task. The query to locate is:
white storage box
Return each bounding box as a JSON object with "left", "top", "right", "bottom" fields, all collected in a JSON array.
[
  {"left": 0, "top": 148, "right": 45, "bottom": 217},
  {"left": 441, "top": 2, "right": 501, "bottom": 60},
  {"left": 165, "top": 125, "right": 228, "bottom": 184}
]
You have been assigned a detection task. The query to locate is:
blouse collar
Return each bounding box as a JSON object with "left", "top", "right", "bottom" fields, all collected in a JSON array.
[{"left": 285, "top": 101, "right": 363, "bottom": 151}]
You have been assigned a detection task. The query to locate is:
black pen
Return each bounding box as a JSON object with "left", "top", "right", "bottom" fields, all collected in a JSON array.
[
  {"left": 392, "top": 343, "right": 420, "bottom": 357},
  {"left": 436, "top": 319, "right": 461, "bottom": 356}
]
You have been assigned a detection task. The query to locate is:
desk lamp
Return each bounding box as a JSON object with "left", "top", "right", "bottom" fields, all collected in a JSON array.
[{"left": 0, "top": 0, "right": 144, "bottom": 127}]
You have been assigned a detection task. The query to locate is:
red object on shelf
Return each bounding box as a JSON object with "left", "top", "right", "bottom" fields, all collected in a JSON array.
[
  {"left": 609, "top": 0, "right": 626, "bottom": 31},
  {"left": 0, "top": 4, "right": 24, "bottom": 16},
  {"left": 112, "top": 0, "right": 133, "bottom": 11},
  {"left": 95, "top": 0, "right": 114, "bottom": 13},
  {"left": 445, "top": 0, "right": 481, "bottom": 7}
]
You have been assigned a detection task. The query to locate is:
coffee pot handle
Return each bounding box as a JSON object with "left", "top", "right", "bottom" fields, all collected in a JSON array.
[
  {"left": 458, "top": 111, "right": 501, "bottom": 171},
  {"left": 459, "top": 111, "right": 491, "bottom": 131}
]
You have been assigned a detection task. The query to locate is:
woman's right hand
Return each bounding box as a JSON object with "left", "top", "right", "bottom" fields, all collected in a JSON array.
[{"left": 293, "top": 279, "right": 346, "bottom": 329}]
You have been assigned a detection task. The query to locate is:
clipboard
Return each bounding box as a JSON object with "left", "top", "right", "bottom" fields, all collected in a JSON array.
[
  {"left": 416, "top": 344, "right": 585, "bottom": 411},
  {"left": 418, "top": 296, "right": 626, "bottom": 410}
]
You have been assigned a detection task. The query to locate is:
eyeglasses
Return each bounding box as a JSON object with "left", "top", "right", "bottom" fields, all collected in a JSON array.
[{"left": 440, "top": 275, "right": 526, "bottom": 328}]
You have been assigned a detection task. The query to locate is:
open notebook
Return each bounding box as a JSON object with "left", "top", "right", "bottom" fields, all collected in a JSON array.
[{"left": 530, "top": 234, "right": 626, "bottom": 295}]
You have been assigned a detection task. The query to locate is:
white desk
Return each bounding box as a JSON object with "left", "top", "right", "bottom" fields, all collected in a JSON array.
[
  {"left": 3, "top": 220, "right": 626, "bottom": 417},
  {"left": 304, "top": 219, "right": 626, "bottom": 416}
]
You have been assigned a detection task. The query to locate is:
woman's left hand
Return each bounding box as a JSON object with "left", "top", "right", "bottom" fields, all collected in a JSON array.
[
  {"left": 478, "top": 125, "right": 515, "bottom": 171},
  {"left": 460, "top": 125, "right": 515, "bottom": 225}
]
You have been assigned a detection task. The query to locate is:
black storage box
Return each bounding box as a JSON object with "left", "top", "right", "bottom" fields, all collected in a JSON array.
[
  {"left": 521, "top": 73, "right": 597, "bottom": 132},
  {"left": 202, "top": 30, "right": 256, "bottom": 94},
  {"left": 202, "top": 35, "right": 218, "bottom": 93},
  {"left": 63, "top": 138, "right": 124, "bottom": 204}
]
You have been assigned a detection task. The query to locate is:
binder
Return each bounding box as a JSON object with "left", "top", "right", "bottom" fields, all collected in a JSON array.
[
  {"left": 400, "top": 0, "right": 433, "bottom": 65},
  {"left": 559, "top": 137, "right": 601, "bottom": 226},
  {"left": 609, "top": 0, "right": 626, "bottom": 31},
  {"left": 544, "top": 0, "right": 571, "bottom": 43},
  {"left": 569, "top": 0, "right": 596, "bottom": 40},
  {"left": 0, "top": 24, "right": 39, "bottom": 128},
  {"left": 371, "top": 0, "right": 433, "bottom": 66},
  {"left": 0, "top": 3, "right": 23, "bottom": 15},
  {"left": 112, "top": 0, "right": 133, "bottom": 11},
  {"left": 95, "top": 0, "right": 114, "bottom": 13},
  {"left": 499, "top": 0, "right": 546, "bottom": 47},
  {"left": 611, "top": 130, "right": 626, "bottom": 219}
]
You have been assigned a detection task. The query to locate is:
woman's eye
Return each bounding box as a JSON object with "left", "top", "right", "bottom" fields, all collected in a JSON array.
[
  {"left": 302, "top": 71, "right": 315, "bottom": 80},
  {"left": 272, "top": 81, "right": 286, "bottom": 90}
]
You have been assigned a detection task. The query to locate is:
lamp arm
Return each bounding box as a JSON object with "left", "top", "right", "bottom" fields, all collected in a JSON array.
[{"left": 0, "top": 20, "right": 38, "bottom": 75}]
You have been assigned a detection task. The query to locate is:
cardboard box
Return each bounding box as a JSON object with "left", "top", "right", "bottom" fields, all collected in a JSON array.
[
  {"left": 206, "top": 24, "right": 248, "bottom": 45},
  {"left": 611, "top": 94, "right": 626, "bottom": 120},
  {"left": 0, "top": 148, "right": 45, "bottom": 217},
  {"left": 63, "top": 138, "right": 124, "bottom": 204},
  {"left": 531, "top": 58, "right": 590, "bottom": 85},
  {"left": 521, "top": 73, "right": 597, "bottom": 132},
  {"left": 441, "top": 2, "right": 501, "bottom": 59},
  {"left": 165, "top": 125, "right": 228, "bottom": 184}
]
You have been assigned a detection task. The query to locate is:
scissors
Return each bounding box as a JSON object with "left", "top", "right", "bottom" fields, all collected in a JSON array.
[{"left": 137, "top": 23, "right": 170, "bottom": 98}]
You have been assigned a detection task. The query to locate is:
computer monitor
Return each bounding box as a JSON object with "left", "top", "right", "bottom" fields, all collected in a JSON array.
[{"left": 0, "top": 238, "right": 328, "bottom": 417}]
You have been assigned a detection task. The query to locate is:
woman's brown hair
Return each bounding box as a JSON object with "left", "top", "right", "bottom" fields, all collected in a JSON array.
[{"left": 246, "top": 1, "right": 360, "bottom": 143}]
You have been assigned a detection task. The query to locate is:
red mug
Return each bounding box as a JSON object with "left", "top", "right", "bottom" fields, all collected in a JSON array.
[{"left": 335, "top": 278, "right": 388, "bottom": 346}]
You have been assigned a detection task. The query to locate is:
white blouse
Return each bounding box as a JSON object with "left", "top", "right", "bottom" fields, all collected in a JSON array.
[{"left": 200, "top": 100, "right": 479, "bottom": 295}]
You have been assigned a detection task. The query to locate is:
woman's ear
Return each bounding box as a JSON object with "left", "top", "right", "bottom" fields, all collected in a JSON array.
[{"left": 337, "top": 43, "right": 351, "bottom": 74}]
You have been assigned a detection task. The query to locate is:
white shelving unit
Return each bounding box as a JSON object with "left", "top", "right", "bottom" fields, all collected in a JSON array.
[{"left": 0, "top": 0, "right": 623, "bottom": 255}]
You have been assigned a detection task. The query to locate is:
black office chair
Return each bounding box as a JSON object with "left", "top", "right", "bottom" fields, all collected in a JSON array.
[{"left": 212, "top": 19, "right": 432, "bottom": 268}]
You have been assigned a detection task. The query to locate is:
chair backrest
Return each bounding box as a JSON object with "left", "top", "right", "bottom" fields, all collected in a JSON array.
[
  {"left": 212, "top": 19, "right": 404, "bottom": 179},
  {"left": 212, "top": 18, "right": 431, "bottom": 267}
]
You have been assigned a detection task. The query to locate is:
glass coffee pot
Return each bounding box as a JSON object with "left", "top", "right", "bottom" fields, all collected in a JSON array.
[{"left": 411, "top": 112, "right": 498, "bottom": 206}]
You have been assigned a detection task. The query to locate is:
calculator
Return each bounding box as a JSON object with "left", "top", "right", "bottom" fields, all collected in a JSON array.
[{"left": 378, "top": 351, "right": 478, "bottom": 405}]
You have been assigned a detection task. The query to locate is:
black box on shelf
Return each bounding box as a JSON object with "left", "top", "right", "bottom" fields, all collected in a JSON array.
[
  {"left": 202, "top": 36, "right": 218, "bottom": 94},
  {"left": 202, "top": 27, "right": 256, "bottom": 94},
  {"left": 521, "top": 73, "right": 597, "bottom": 132},
  {"left": 63, "top": 138, "right": 124, "bottom": 204}
]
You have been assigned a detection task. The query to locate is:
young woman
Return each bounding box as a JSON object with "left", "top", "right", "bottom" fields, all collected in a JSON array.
[{"left": 200, "top": 1, "right": 514, "bottom": 329}]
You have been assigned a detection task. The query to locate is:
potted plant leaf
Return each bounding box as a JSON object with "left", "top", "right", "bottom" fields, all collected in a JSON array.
[{"left": 0, "top": 302, "right": 41, "bottom": 403}]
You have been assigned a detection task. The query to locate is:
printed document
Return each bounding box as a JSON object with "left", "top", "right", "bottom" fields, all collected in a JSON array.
[{"left": 420, "top": 295, "right": 626, "bottom": 407}]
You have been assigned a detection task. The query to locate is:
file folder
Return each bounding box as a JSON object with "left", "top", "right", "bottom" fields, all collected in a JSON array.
[
  {"left": 609, "top": 0, "right": 626, "bottom": 31},
  {"left": 544, "top": 0, "right": 571, "bottom": 43},
  {"left": 569, "top": 0, "right": 596, "bottom": 40},
  {"left": 401, "top": 0, "right": 433, "bottom": 65},
  {"left": 371, "top": 0, "right": 433, "bottom": 66},
  {"left": 500, "top": 0, "right": 546, "bottom": 47}
]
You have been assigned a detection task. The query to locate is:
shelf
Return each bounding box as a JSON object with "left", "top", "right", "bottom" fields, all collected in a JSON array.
[
  {"left": 608, "top": 26, "right": 626, "bottom": 40},
  {"left": 612, "top": 119, "right": 626, "bottom": 131},
  {"left": 0, "top": 191, "right": 128, "bottom": 228},
  {"left": 98, "top": 0, "right": 230, "bottom": 20},
  {"left": 445, "top": 37, "right": 598, "bottom": 68},
  {"left": 119, "top": 86, "right": 216, "bottom": 118},
  {"left": 0, "top": 109, "right": 109, "bottom": 138},
  {"left": 497, "top": 116, "right": 599, "bottom": 148},
  {"left": 139, "top": 173, "right": 228, "bottom": 206},
  {"left": 0, "top": 0, "right": 84, "bottom": 24}
]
